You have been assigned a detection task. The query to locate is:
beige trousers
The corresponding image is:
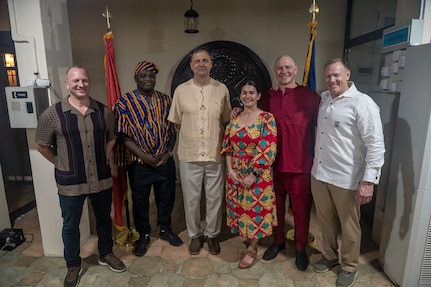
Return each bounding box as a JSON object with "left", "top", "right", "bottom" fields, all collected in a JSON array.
[
  {"left": 311, "top": 176, "right": 361, "bottom": 272},
  {"left": 179, "top": 161, "right": 225, "bottom": 239}
]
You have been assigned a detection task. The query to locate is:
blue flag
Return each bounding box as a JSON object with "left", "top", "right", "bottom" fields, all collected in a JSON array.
[
  {"left": 307, "top": 40, "right": 316, "bottom": 91},
  {"left": 303, "top": 21, "right": 317, "bottom": 91}
]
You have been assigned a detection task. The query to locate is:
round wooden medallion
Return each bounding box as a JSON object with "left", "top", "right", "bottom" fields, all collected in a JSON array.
[{"left": 171, "top": 41, "right": 272, "bottom": 108}]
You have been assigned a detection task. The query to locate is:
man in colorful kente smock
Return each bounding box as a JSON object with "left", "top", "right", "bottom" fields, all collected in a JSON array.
[{"left": 114, "top": 61, "right": 182, "bottom": 258}]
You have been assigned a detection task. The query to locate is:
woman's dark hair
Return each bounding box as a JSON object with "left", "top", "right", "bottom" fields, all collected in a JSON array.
[{"left": 241, "top": 80, "right": 262, "bottom": 94}]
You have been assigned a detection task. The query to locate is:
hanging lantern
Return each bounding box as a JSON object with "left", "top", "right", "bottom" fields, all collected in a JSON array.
[{"left": 184, "top": 0, "right": 199, "bottom": 33}]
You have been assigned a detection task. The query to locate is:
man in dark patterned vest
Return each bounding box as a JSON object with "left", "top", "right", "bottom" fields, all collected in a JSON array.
[{"left": 36, "top": 66, "right": 126, "bottom": 287}]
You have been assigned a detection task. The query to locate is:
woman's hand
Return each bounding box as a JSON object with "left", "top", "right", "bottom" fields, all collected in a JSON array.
[
  {"left": 242, "top": 173, "right": 256, "bottom": 189},
  {"left": 228, "top": 170, "right": 242, "bottom": 185}
]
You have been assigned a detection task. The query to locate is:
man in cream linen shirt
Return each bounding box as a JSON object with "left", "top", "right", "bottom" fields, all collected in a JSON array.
[
  {"left": 310, "top": 58, "right": 385, "bottom": 287},
  {"left": 168, "top": 48, "right": 231, "bottom": 255}
]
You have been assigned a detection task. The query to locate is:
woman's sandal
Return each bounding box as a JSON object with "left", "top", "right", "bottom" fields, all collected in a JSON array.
[
  {"left": 239, "top": 240, "right": 251, "bottom": 259},
  {"left": 238, "top": 250, "right": 257, "bottom": 269}
]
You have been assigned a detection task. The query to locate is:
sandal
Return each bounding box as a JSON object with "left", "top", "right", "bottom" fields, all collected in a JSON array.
[
  {"left": 238, "top": 250, "right": 257, "bottom": 269},
  {"left": 239, "top": 240, "right": 251, "bottom": 259}
]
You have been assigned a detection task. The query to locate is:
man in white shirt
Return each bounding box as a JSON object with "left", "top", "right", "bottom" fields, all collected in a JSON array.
[{"left": 310, "top": 58, "right": 385, "bottom": 287}]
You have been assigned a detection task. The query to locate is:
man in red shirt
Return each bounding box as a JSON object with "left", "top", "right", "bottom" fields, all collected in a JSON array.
[{"left": 260, "top": 55, "right": 320, "bottom": 271}]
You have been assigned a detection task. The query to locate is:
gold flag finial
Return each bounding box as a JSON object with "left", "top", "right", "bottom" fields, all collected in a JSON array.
[
  {"left": 308, "top": 0, "right": 319, "bottom": 22},
  {"left": 102, "top": 6, "right": 112, "bottom": 32}
]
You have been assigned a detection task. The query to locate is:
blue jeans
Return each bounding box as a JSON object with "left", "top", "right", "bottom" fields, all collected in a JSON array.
[
  {"left": 59, "top": 188, "right": 113, "bottom": 267},
  {"left": 127, "top": 158, "right": 176, "bottom": 235}
]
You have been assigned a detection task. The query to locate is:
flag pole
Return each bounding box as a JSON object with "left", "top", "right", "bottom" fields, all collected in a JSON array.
[
  {"left": 102, "top": 6, "right": 112, "bottom": 32},
  {"left": 310, "top": 0, "right": 319, "bottom": 22},
  {"left": 302, "top": 0, "right": 319, "bottom": 90},
  {"left": 102, "top": 7, "right": 139, "bottom": 247}
]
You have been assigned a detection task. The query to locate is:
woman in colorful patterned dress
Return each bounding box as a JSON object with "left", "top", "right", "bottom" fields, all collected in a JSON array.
[{"left": 221, "top": 80, "right": 278, "bottom": 269}]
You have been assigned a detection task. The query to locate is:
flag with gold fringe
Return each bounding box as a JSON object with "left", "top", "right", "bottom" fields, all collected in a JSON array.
[
  {"left": 302, "top": 20, "right": 317, "bottom": 91},
  {"left": 104, "top": 31, "right": 128, "bottom": 231}
]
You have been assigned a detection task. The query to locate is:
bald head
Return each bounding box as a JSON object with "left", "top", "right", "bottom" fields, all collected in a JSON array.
[
  {"left": 274, "top": 55, "right": 298, "bottom": 89},
  {"left": 274, "top": 55, "right": 296, "bottom": 67}
]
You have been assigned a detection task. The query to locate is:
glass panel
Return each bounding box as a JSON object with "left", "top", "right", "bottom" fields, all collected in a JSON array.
[
  {"left": 350, "top": 0, "right": 396, "bottom": 39},
  {"left": 7, "top": 69, "right": 17, "bottom": 86},
  {"left": 347, "top": 39, "right": 384, "bottom": 93}
]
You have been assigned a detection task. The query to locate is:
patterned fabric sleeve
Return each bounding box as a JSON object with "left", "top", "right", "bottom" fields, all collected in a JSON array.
[
  {"left": 220, "top": 120, "right": 234, "bottom": 155},
  {"left": 113, "top": 95, "right": 133, "bottom": 165},
  {"left": 114, "top": 96, "right": 130, "bottom": 137},
  {"left": 250, "top": 112, "right": 277, "bottom": 173},
  {"left": 35, "top": 105, "right": 56, "bottom": 146}
]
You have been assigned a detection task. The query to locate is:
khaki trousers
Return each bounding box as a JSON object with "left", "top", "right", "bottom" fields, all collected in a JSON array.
[
  {"left": 311, "top": 176, "right": 361, "bottom": 272},
  {"left": 179, "top": 161, "right": 225, "bottom": 239}
]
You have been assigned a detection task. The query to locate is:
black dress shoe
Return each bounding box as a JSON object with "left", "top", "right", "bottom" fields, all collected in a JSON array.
[
  {"left": 159, "top": 229, "right": 183, "bottom": 246},
  {"left": 262, "top": 242, "right": 285, "bottom": 261},
  {"left": 133, "top": 234, "right": 150, "bottom": 257},
  {"left": 295, "top": 249, "right": 309, "bottom": 271}
]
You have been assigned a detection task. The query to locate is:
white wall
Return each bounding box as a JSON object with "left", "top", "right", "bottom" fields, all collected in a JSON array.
[{"left": 66, "top": 0, "right": 347, "bottom": 100}]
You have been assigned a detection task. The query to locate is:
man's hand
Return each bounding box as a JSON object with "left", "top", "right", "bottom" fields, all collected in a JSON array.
[
  {"left": 140, "top": 153, "right": 158, "bottom": 166},
  {"left": 271, "top": 84, "right": 280, "bottom": 91},
  {"left": 35, "top": 143, "right": 55, "bottom": 164},
  {"left": 154, "top": 152, "right": 170, "bottom": 167},
  {"left": 356, "top": 181, "right": 374, "bottom": 205},
  {"left": 230, "top": 107, "right": 243, "bottom": 119}
]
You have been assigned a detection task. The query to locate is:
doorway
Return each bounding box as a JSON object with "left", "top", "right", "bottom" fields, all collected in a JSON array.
[{"left": 0, "top": 31, "right": 36, "bottom": 226}]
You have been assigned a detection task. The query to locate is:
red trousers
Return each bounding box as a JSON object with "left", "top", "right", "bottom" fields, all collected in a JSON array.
[{"left": 272, "top": 172, "right": 312, "bottom": 251}]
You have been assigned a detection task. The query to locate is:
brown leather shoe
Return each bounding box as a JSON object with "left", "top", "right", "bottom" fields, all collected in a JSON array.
[
  {"left": 189, "top": 236, "right": 203, "bottom": 255},
  {"left": 64, "top": 266, "right": 82, "bottom": 287},
  {"left": 207, "top": 237, "right": 220, "bottom": 255},
  {"left": 98, "top": 253, "right": 126, "bottom": 273}
]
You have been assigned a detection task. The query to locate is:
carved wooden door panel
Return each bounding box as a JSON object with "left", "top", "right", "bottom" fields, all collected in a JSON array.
[{"left": 171, "top": 41, "right": 272, "bottom": 108}]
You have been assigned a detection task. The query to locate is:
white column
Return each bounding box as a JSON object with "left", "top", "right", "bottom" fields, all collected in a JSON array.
[
  {"left": 422, "top": 0, "right": 431, "bottom": 43},
  {"left": 7, "top": 0, "right": 90, "bottom": 257}
]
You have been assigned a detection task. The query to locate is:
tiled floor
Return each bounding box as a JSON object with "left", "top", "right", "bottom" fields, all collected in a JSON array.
[{"left": 0, "top": 184, "right": 395, "bottom": 287}]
